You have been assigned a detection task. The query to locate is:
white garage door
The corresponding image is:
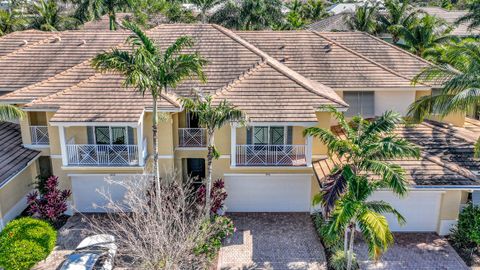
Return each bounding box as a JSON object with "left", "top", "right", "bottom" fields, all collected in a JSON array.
[
  {"left": 369, "top": 191, "right": 442, "bottom": 232},
  {"left": 224, "top": 174, "right": 312, "bottom": 212},
  {"left": 71, "top": 174, "right": 136, "bottom": 212}
]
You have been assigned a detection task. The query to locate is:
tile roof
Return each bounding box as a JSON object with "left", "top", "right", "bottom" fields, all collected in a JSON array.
[
  {"left": 25, "top": 73, "right": 180, "bottom": 123},
  {"left": 308, "top": 13, "right": 352, "bottom": 32},
  {"left": 419, "top": 7, "right": 480, "bottom": 36},
  {"left": 0, "top": 31, "right": 130, "bottom": 94},
  {"left": 14, "top": 24, "right": 347, "bottom": 122},
  {"left": 213, "top": 61, "right": 347, "bottom": 122},
  {"left": 319, "top": 32, "right": 432, "bottom": 80},
  {"left": 235, "top": 30, "right": 427, "bottom": 89},
  {"left": 313, "top": 122, "right": 480, "bottom": 187},
  {"left": 0, "top": 122, "right": 40, "bottom": 187},
  {"left": 0, "top": 30, "right": 55, "bottom": 57}
]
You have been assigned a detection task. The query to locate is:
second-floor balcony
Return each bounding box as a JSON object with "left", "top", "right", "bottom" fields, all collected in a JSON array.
[
  {"left": 30, "top": 126, "right": 49, "bottom": 145},
  {"left": 236, "top": 144, "right": 307, "bottom": 166},
  {"left": 178, "top": 128, "right": 207, "bottom": 148},
  {"left": 65, "top": 137, "right": 147, "bottom": 167}
]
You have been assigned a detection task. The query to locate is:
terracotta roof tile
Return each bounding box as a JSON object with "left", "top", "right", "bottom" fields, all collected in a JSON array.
[
  {"left": 235, "top": 30, "right": 424, "bottom": 89},
  {"left": 0, "top": 31, "right": 129, "bottom": 93},
  {"left": 313, "top": 122, "right": 480, "bottom": 187},
  {"left": 0, "top": 122, "right": 40, "bottom": 187}
]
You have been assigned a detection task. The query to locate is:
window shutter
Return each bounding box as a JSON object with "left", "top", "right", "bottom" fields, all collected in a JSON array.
[
  {"left": 287, "top": 126, "right": 293, "bottom": 144},
  {"left": 246, "top": 127, "right": 252, "bottom": 144},
  {"left": 128, "top": 127, "right": 135, "bottom": 145},
  {"left": 361, "top": 91, "right": 375, "bottom": 117},
  {"left": 87, "top": 127, "right": 94, "bottom": 144},
  {"left": 343, "top": 92, "right": 360, "bottom": 117}
]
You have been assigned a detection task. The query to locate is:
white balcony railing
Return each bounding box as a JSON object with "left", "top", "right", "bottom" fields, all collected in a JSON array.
[
  {"left": 30, "top": 126, "right": 49, "bottom": 145},
  {"left": 66, "top": 144, "right": 140, "bottom": 166},
  {"left": 179, "top": 128, "right": 207, "bottom": 147},
  {"left": 236, "top": 145, "right": 307, "bottom": 166}
]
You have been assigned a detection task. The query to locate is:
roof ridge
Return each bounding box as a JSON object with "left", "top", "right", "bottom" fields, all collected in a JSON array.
[
  {"left": 310, "top": 30, "right": 431, "bottom": 87},
  {"left": 214, "top": 60, "right": 268, "bottom": 96},
  {"left": 420, "top": 152, "right": 478, "bottom": 181},
  {"left": 0, "top": 34, "right": 55, "bottom": 62},
  {"left": 359, "top": 32, "right": 434, "bottom": 67},
  {"left": 211, "top": 24, "right": 348, "bottom": 107},
  {"left": 0, "top": 59, "right": 94, "bottom": 104}
]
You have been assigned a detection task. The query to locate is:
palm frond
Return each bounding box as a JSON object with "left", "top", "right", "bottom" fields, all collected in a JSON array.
[
  {"left": 475, "top": 137, "right": 480, "bottom": 159},
  {"left": 360, "top": 159, "right": 408, "bottom": 196},
  {"left": 0, "top": 104, "right": 25, "bottom": 121},
  {"left": 316, "top": 167, "right": 349, "bottom": 215},
  {"left": 366, "top": 200, "right": 406, "bottom": 225}
]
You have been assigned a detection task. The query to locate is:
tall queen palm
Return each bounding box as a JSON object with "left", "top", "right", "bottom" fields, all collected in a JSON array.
[
  {"left": 74, "top": 0, "right": 132, "bottom": 30},
  {"left": 92, "top": 21, "right": 207, "bottom": 188},
  {"left": 180, "top": 95, "right": 244, "bottom": 215}
]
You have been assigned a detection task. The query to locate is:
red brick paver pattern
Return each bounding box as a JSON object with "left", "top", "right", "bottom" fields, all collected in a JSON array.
[
  {"left": 354, "top": 233, "right": 469, "bottom": 270},
  {"left": 218, "top": 213, "right": 327, "bottom": 270}
]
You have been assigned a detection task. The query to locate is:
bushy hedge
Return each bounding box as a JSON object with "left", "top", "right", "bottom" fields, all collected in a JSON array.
[
  {"left": 450, "top": 203, "right": 480, "bottom": 263},
  {"left": 0, "top": 217, "right": 57, "bottom": 270},
  {"left": 195, "top": 215, "right": 235, "bottom": 260}
]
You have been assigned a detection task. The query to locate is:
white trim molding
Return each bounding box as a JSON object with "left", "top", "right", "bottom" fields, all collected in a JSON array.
[{"left": 50, "top": 122, "right": 140, "bottom": 127}]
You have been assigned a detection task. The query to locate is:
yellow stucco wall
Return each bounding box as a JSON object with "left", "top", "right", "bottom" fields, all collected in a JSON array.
[
  {"left": 0, "top": 163, "right": 37, "bottom": 218},
  {"left": 439, "top": 190, "right": 463, "bottom": 220},
  {"left": 415, "top": 90, "right": 466, "bottom": 127}
]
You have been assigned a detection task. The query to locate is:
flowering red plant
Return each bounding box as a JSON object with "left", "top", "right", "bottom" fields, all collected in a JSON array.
[
  {"left": 27, "top": 176, "right": 71, "bottom": 222},
  {"left": 197, "top": 179, "right": 228, "bottom": 214}
]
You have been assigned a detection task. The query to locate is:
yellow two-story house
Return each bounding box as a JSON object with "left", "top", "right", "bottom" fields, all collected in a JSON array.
[{"left": 0, "top": 24, "right": 478, "bottom": 235}]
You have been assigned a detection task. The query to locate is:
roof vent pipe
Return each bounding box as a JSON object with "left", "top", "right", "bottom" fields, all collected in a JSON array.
[
  {"left": 53, "top": 36, "right": 62, "bottom": 43},
  {"left": 79, "top": 39, "right": 87, "bottom": 46},
  {"left": 21, "top": 40, "right": 28, "bottom": 46},
  {"left": 324, "top": 42, "right": 333, "bottom": 52}
]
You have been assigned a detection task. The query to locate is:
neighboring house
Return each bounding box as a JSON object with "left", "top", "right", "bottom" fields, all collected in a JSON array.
[
  {"left": 327, "top": 3, "right": 359, "bottom": 15},
  {"left": 0, "top": 24, "right": 478, "bottom": 235},
  {"left": 308, "top": 13, "right": 352, "bottom": 32},
  {"left": 419, "top": 7, "right": 480, "bottom": 37},
  {"left": 0, "top": 122, "right": 40, "bottom": 229}
]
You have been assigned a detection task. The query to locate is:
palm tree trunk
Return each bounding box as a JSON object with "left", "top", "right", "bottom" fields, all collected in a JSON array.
[
  {"left": 347, "top": 223, "right": 356, "bottom": 270},
  {"left": 152, "top": 97, "right": 161, "bottom": 195},
  {"left": 109, "top": 11, "right": 116, "bottom": 31},
  {"left": 344, "top": 226, "right": 349, "bottom": 254},
  {"left": 205, "top": 130, "right": 214, "bottom": 216},
  {"left": 201, "top": 10, "right": 207, "bottom": 23}
]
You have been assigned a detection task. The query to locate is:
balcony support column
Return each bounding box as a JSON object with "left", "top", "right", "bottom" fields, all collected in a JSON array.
[
  {"left": 305, "top": 135, "right": 313, "bottom": 167},
  {"left": 59, "top": 126, "right": 68, "bottom": 166},
  {"left": 230, "top": 124, "right": 237, "bottom": 167},
  {"left": 137, "top": 119, "right": 144, "bottom": 167}
]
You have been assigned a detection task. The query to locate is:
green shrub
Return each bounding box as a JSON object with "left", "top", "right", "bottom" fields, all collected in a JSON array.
[
  {"left": 450, "top": 203, "right": 480, "bottom": 251},
  {"left": 0, "top": 217, "right": 57, "bottom": 270},
  {"left": 330, "top": 249, "right": 359, "bottom": 270},
  {"left": 194, "top": 215, "right": 234, "bottom": 260}
]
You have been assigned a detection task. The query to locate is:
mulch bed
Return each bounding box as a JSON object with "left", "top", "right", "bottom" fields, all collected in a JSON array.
[{"left": 448, "top": 239, "right": 480, "bottom": 267}]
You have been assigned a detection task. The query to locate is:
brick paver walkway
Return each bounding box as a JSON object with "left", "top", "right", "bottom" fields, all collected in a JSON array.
[
  {"left": 218, "top": 213, "right": 327, "bottom": 270},
  {"left": 354, "top": 233, "right": 469, "bottom": 270}
]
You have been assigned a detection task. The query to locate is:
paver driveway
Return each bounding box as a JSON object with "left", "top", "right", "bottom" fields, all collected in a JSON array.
[
  {"left": 355, "top": 233, "right": 469, "bottom": 270},
  {"left": 218, "top": 213, "right": 327, "bottom": 270}
]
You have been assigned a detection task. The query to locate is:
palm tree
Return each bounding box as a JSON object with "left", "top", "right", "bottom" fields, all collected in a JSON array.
[
  {"left": 306, "top": 109, "right": 418, "bottom": 269},
  {"left": 32, "top": 0, "right": 78, "bottom": 31},
  {"left": 300, "top": 0, "right": 327, "bottom": 22},
  {"left": 0, "top": 9, "right": 28, "bottom": 36},
  {"left": 188, "top": 0, "right": 221, "bottom": 23},
  {"left": 408, "top": 40, "right": 480, "bottom": 158},
  {"left": 346, "top": 2, "right": 379, "bottom": 34},
  {"left": 92, "top": 21, "right": 207, "bottom": 187},
  {"left": 398, "top": 14, "right": 455, "bottom": 56},
  {"left": 0, "top": 104, "right": 25, "bottom": 121},
  {"left": 74, "top": 0, "right": 132, "bottom": 30},
  {"left": 305, "top": 107, "right": 420, "bottom": 215},
  {"left": 456, "top": 0, "right": 480, "bottom": 31},
  {"left": 179, "top": 95, "right": 244, "bottom": 215},
  {"left": 210, "top": 0, "right": 283, "bottom": 30},
  {"left": 325, "top": 175, "right": 405, "bottom": 270},
  {"left": 378, "top": 0, "right": 417, "bottom": 44}
]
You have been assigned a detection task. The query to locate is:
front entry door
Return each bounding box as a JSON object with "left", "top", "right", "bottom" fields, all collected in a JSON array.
[{"left": 186, "top": 158, "right": 205, "bottom": 189}]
